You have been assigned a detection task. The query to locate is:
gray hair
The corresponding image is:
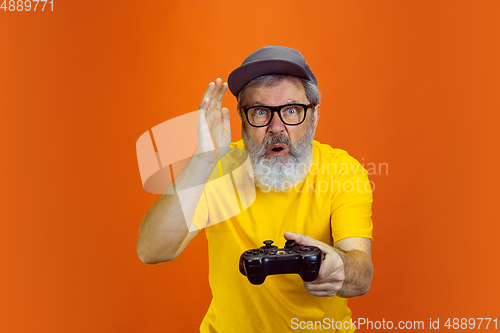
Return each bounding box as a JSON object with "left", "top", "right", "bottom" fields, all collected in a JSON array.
[{"left": 236, "top": 75, "right": 321, "bottom": 112}]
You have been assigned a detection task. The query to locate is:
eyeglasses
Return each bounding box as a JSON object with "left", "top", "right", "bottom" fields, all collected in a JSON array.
[{"left": 241, "top": 103, "right": 314, "bottom": 127}]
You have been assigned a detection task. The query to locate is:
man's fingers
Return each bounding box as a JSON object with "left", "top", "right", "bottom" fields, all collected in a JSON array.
[
  {"left": 200, "top": 83, "right": 213, "bottom": 109},
  {"left": 215, "top": 82, "right": 228, "bottom": 102},
  {"left": 202, "top": 79, "right": 227, "bottom": 108},
  {"left": 284, "top": 232, "right": 333, "bottom": 255},
  {"left": 212, "top": 78, "right": 222, "bottom": 96},
  {"left": 304, "top": 280, "right": 343, "bottom": 297},
  {"left": 221, "top": 107, "right": 231, "bottom": 132},
  {"left": 201, "top": 98, "right": 210, "bottom": 111},
  {"left": 305, "top": 279, "right": 342, "bottom": 291},
  {"left": 200, "top": 78, "right": 227, "bottom": 109},
  {"left": 200, "top": 82, "right": 216, "bottom": 109},
  {"left": 211, "top": 79, "right": 226, "bottom": 104},
  {"left": 200, "top": 79, "right": 222, "bottom": 105},
  {"left": 208, "top": 99, "right": 221, "bottom": 119},
  {"left": 318, "top": 254, "right": 334, "bottom": 279}
]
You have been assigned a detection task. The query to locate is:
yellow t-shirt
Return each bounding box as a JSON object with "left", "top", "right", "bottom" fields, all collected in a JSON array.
[{"left": 192, "top": 140, "right": 373, "bottom": 333}]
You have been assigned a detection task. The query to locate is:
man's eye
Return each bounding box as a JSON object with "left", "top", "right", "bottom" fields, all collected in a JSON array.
[
  {"left": 285, "top": 108, "right": 297, "bottom": 114},
  {"left": 256, "top": 109, "right": 268, "bottom": 116}
]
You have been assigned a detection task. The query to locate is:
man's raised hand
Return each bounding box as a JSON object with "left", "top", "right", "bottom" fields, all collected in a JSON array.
[{"left": 196, "top": 78, "right": 231, "bottom": 164}]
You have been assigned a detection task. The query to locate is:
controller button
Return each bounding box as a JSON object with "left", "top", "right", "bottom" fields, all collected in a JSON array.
[
  {"left": 259, "top": 249, "right": 266, "bottom": 254},
  {"left": 285, "top": 240, "right": 296, "bottom": 247},
  {"left": 301, "top": 247, "right": 314, "bottom": 251},
  {"left": 245, "top": 250, "right": 253, "bottom": 254},
  {"left": 288, "top": 250, "right": 294, "bottom": 254},
  {"left": 269, "top": 251, "right": 276, "bottom": 255}
]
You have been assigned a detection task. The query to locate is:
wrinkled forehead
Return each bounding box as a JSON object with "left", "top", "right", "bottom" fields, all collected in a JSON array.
[{"left": 240, "top": 76, "right": 307, "bottom": 106}]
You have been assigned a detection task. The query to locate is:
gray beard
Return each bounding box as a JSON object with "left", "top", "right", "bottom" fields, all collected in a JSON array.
[{"left": 242, "top": 121, "right": 315, "bottom": 193}]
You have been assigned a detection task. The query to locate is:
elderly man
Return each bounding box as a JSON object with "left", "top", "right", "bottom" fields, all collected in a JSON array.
[{"left": 137, "top": 46, "right": 373, "bottom": 333}]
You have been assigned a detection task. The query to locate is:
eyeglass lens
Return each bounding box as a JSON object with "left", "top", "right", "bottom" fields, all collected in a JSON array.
[{"left": 247, "top": 105, "right": 305, "bottom": 126}]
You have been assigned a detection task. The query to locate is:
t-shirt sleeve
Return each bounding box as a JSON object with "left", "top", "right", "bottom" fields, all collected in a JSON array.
[
  {"left": 330, "top": 153, "right": 373, "bottom": 242},
  {"left": 191, "top": 142, "right": 244, "bottom": 231},
  {"left": 191, "top": 189, "right": 209, "bottom": 230}
]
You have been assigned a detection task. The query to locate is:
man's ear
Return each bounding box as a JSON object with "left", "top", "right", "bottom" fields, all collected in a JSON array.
[
  {"left": 238, "top": 107, "right": 246, "bottom": 127},
  {"left": 313, "top": 104, "right": 320, "bottom": 130}
]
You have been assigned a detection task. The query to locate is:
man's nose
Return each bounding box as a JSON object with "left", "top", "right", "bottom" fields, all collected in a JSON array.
[{"left": 268, "top": 111, "right": 286, "bottom": 134}]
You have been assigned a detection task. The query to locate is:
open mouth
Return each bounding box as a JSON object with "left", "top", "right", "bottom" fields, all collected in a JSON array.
[{"left": 267, "top": 143, "right": 288, "bottom": 155}]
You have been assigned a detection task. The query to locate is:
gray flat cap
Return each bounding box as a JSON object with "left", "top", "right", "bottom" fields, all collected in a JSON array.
[{"left": 227, "top": 46, "right": 317, "bottom": 97}]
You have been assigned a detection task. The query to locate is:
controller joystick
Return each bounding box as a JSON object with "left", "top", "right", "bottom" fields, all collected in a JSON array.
[
  {"left": 239, "top": 238, "right": 323, "bottom": 285},
  {"left": 263, "top": 240, "right": 274, "bottom": 248}
]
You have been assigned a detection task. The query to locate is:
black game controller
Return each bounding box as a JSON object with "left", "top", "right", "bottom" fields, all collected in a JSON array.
[{"left": 239, "top": 239, "right": 323, "bottom": 285}]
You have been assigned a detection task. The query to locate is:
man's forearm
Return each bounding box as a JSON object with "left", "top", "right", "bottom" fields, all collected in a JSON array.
[
  {"left": 137, "top": 155, "right": 217, "bottom": 264},
  {"left": 334, "top": 249, "right": 373, "bottom": 298}
]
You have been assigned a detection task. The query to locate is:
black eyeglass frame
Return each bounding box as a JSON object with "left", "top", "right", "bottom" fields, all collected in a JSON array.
[{"left": 240, "top": 103, "right": 315, "bottom": 128}]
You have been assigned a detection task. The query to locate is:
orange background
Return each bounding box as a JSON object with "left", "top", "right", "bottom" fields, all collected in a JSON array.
[{"left": 1, "top": 0, "right": 499, "bottom": 332}]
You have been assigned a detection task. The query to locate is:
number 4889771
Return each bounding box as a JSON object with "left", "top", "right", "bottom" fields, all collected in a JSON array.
[{"left": 1, "top": 0, "right": 53, "bottom": 11}]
